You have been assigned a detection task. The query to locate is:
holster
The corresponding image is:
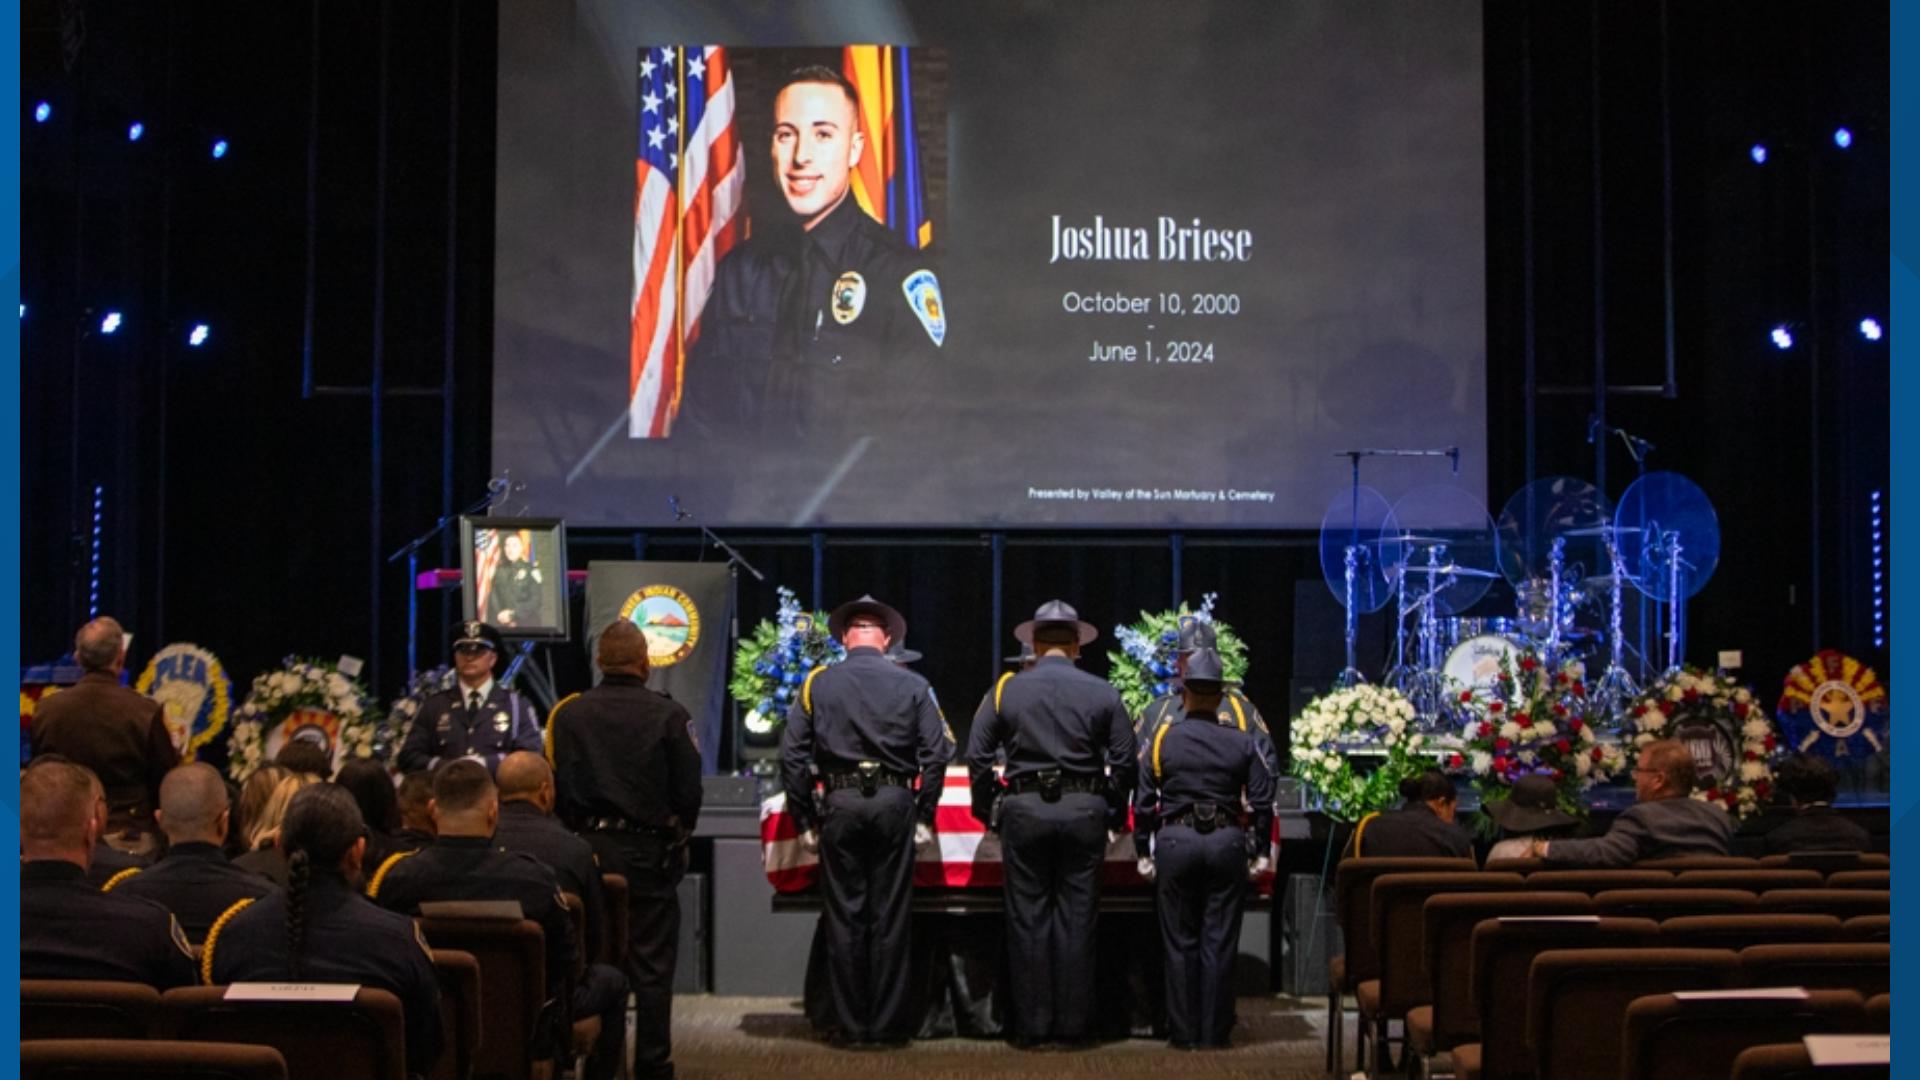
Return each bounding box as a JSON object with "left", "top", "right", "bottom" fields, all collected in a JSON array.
[
  {"left": 857, "top": 760, "right": 881, "bottom": 797},
  {"left": 1192, "top": 802, "right": 1221, "bottom": 834},
  {"left": 988, "top": 791, "right": 1006, "bottom": 833},
  {"left": 1038, "top": 768, "right": 1063, "bottom": 803}
]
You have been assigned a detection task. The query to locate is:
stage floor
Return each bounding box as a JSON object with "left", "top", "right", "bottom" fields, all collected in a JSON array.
[{"left": 666, "top": 993, "right": 1333, "bottom": 1079}]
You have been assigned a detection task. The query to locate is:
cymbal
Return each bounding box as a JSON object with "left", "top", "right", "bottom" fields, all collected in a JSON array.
[
  {"left": 1397, "top": 563, "right": 1499, "bottom": 580},
  {"left": 1582, "top": 574, "right": 1643, "bottom": 588},
  {"left": 1561, "top": 525, "right": 1644, "bottom": 537},
  {"left": 1362, "top": 533, "right": 1452, "bottom": 547}
]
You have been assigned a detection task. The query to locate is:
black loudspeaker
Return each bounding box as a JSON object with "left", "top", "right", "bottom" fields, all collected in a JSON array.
[{"left": 674, "top": 872, "right": 708, "bottom": 993}]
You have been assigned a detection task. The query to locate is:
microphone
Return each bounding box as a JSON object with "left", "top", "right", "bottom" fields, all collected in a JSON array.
[
  {"left": 669, "top": 495, "right": 691, "bottom": 521},
  {"left": 1447, "top": 447, "right": 1460, "bottom": 475},
  {"left": 1586, "top": 416, "right": 1602, "bottom": 444}
]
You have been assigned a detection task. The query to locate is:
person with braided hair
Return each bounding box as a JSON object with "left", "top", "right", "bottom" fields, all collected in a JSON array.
[{"left": 206, "top": 783, "right": 443, "bottom": 1080}]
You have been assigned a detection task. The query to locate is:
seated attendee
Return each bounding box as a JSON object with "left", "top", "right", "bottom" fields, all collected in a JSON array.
[
  {"left": 1483, "top": 773, "right": 1579, "bottom": 863},
  {"left": 1534, "top": 739, "right": 1733, "bottom": 865},
  {"left": 336, "top": 757, "right": 404, "bottom": 866},
  {"left": 21, "top": 759, "right": 196, "bottom": 987},
  {"left": 229, "top": 764, "right": 290, "bottom": 858},
  {"left": 206, "top": 783, "right": 443, "bottom": 1080},
  {"left": 371, "top": 760, "right": 623, "bottom": 1080},
  {"left": 1764, "top": 754, "right": 1872, "bottom": 854},
  {"left": 391, "top": 770, "right": 437, "bottom": 853},
  {"left": 274, "top": 740, "right": 335, "bottom": 780},
  {"left": 29, "top": 752, "right": 150, "bottom": 885},
  {"left": 111, "top": 763, "right": 277, "bottom": 942},
  {"left": 234, "top": 771, "right": 319, "bottom": 885},
  {"left": 1350, "top": 769, "right": 1473, "bottom": 859}
]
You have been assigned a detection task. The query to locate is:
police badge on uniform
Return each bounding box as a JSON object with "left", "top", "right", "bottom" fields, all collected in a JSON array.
[
  {"left": 831, "top": 271, "right": 866, "bottom": 325},
  {"left": 902, "top": 269, "right": 945, "bottom": 347},
  {"left": 494, "top": 710, "right": 511, "bottom": 733}
]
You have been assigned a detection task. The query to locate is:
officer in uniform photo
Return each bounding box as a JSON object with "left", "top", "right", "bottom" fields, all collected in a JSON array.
[
  {"left": 396, "top": 620, "right": 544, "bottom": 775},
  {"left": 966, "top": 600, "right": 1137, "bottom": 1047},
  {"left": 483, "top": 530, "right": 546, "bottom": 628},
  {"left": 1133, "top": 648, "right": 1275, "bottom": 1049},
  {"left": 782, "top": 594, "right": 953, "bottom": 1046}
]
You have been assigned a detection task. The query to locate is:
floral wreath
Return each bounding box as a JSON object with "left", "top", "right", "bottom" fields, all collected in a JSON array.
[
  {"left": 729, "top": 587, "right": 846, "bottom": 740},
  {"left": 1775, "top": 650, "right": 1889, "bottom": 761},
  {"left": 1108, "top": 594, "right": 1249, "bottom": 716},
  {"left": 1455, "top": 651, "right": 1624, "bottom": 820},
  {"left": 382, "top": 665, "right": 456, "bottom": 765},
  {"left": 1621, "top": 666, "right": 1776, "bottom": 818},
  {"left": 134, "top": 643, "right": 235, "bottom": 758},
  {"left": 227, "top": 656, "right": 381, "bottom": 780},
  {"left": 1288, "top": 683, "right": 1433, "bottom": 822}
]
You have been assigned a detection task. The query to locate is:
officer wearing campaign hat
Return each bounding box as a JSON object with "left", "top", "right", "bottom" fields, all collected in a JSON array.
[
  {"left": 1134, "top": 614, "right": 1281, "bottom": 816},
  {"left": 1133, "top": 647, "right": 1275, "bottom": 1049},
  {"left": 782, "top": 594, "right": 953, "bottom": 1045},
  {"left": 966, "top": 600, "right": 1137, "bottom": 1046},
  {"left": 396, "top": 620, "right": 544, "bottom": 775}
]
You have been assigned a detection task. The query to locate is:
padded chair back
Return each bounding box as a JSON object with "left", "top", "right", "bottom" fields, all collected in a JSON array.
[
  {"left": 1467, "top": 916, "right": 1660, "bottom": 1080},
  {"left": 1675, "top": 869, "right": 1823, "bottom": 890},
  {"left": 1759, "top": 889, "right": 1891, "bottom": 918},
  {"left": 1595, "top": 887, "right": 1757, "bottom": 920},
  {"left": 21, "top": 980, "right": 163, "bottom": 1041},
  {"left": 1481, "top": 857, "right": 1545, "bottom": 874},
  {"left": 1841, "top": 915, "right": 1890, "bottom": 942},
  {"left": 430, "top": 949, "right": 482, "bottom": 1080},
  {"left": 1421, "top": 891, "right": 1591, "bottom": 1052},
  {"left": 1760, "top": 851, "right": 1887, "bottom": 872},
  {"left": 1620, "top": 989, "right": 1869, "bottom": 1080},
  {"left": 419, "top": 916, "right": 547, "bottom": 1080},
  {"left": 1527, "top": 947, "right": 1741, "bottom": 1080},
  {"left": 1740, "top": 942, "right": 1891, "bottom": 997},
  {"left": 1825, "top": 870, "right": 1890, "bottom": 890},
  {"left": 21, "top": 1039, "right": 289, "bottom": 1080},
  {"left": 1657, "top": 914, "right": 1842, "bottom": 950},
  {"left": 163, "top": 986, "right": 406, "bottom": 1080},
  {"left": 1370, "top": 872, "right": 1525, "bottom": 1018},
  {"left": 1331, "top": 857, "right": 1476, "bottom": 985},
  {"left": 600, "top": 873, "right": 630, "bottom": 969},
  {"left": 1525, "top": 869, "right": 1671, "bottom": 893},
  {"left": 1730, "top": 1042, "right": 1891, "bottom": 1080},
  {"left": 1865, "top": 993, "right": 1889, "bottom": 1030},
  {"left": 1634, "top": 855, "right": 1759, "bottom": 871}
]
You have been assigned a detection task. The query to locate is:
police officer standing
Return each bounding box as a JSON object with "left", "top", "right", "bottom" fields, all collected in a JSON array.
[
  {"left": 397, "top": 621, "right": 544, "bottom": 775},
  {"left": 1135, "top": 616, "right": 1281, "bottom": 794},
  {"left": 782, "top": 595, "right": 953, "bottom": 1046},
  {"left": 548, "top": 621, "right": 703, "bottom": 1080},
  {"left": 966, "top": 600, "right": 1137, "bottom": 1046},
  {"left": 1134, "top": 648, "right": 1274, "bottom": 1049}
]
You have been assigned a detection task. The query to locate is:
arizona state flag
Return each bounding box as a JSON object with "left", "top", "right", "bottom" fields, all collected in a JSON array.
[
  {"left": 842, "top": 45, "right": 931, "bottom": 251},
  {"left": 584, "top": 561, "right": 733, "bottom": 772}
]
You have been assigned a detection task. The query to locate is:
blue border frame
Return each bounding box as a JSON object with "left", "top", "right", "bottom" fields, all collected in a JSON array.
[
  {"left": 1891, "top": 0, "right": 1914, "bottom": 1028},
  {"left": 4, "top": 0, "right": 24, "bottom": 1057}
]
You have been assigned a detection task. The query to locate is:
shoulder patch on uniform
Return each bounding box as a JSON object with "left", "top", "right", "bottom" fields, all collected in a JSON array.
[
  {"left": 367, "top": 849, "right": 421, "bottom": 899},
  {"left": 201, "top": 897, "right": 256, "bottom": 984},
  {"left": 101, "top": 866, "right": 142, "bottom": 892},
  {"left": 902, "top": 269, "right": 945, "bottom": 347},
  {"left": 993, "top": 671, "right": 1017, "bottom": 714},
  {"left": 414, "top": 921, "right": 434, "bottom": 959}
]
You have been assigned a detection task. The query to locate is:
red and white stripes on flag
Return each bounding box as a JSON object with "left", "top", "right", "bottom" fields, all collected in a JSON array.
[{"left": 630, "top": 46, "right": 744, "bottom": 438}]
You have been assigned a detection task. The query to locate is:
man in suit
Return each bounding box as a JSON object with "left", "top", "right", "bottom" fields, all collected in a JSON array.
[{"left": 1535, "top": 739, "right": 1733, "bottom": 865}]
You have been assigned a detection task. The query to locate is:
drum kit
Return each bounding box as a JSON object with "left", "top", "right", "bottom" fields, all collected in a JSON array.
[{"left": 1321, "top": 469, "right": 1721, "bottom": 731}]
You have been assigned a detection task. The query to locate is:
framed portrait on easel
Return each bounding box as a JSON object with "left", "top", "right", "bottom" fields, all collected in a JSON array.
[{"left": 459, "top": 516, "right": 569, "bottom": 641}]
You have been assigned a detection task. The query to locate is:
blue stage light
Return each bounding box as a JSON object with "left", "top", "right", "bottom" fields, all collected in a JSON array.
[
  {"left": 1749, "top": 143, "right": 1767, "bottom": 165},
  {"left": 128, "top": 122, "right": 145, "bottom": 142},
  {"left": 212, "top": 139, "right": 228, "bottom": 159},
  {"left": 100, "top": 311, "right": 123, "bottom": 335},
  {"left": 18, "top": 303, "right": 24, "bottom": 319},
  {"left": 188, "top": 324, "right": 211, "bottom": 347},
  {"left": 34, "top": 102, "right": 51, "bottom": 123},
  {"left": 1859, "top": 317, "right": 1883, "bottom": 342},
  {"left": 1833, "top": 127, "right": 1853, "bottom": 149},
  {"left": 1770, "top": 325, "right": 1793, "bottom": 350}
]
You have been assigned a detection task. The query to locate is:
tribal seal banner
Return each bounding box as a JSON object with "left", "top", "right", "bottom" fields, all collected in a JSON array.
[
  {"left": 585, "top": 561, "right": 734, "bottom": 773},
  {"left": 135, "top": 643, "right": 234, "bottom": 757},
  {"left": 1777, "top": 650, "right": 1889, "bottom": 760}
]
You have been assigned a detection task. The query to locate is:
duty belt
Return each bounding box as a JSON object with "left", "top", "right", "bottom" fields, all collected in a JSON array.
[
  {"left": 1163, "top": 803, "right": 1235, "bottom": 833},
  {"left": 1008, "top": 770, "right": 1106, "bottom": 800},
  {"left": 824, "top": 762, "right": 911, "bottom": 796},
  {"left": 582, "top": 817, "right": 676, "bottom": 838}
]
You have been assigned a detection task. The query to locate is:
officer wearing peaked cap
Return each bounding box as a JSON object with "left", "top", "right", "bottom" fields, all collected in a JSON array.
[
  {"left": 967, "top": 600, "right": 1137, "bottom": 1045},
  {"left": 397, "top": 620, "right": 544, "bottom": 775},
  {"left": 783, "top": 595, "right": 953, "bottom": 1045},
  {"left": 1133, "top": 648, "right": 1274, "bottom": 1049},
  {"left": 1134, "top": 615, "right": 1281, "bottom": 810}
]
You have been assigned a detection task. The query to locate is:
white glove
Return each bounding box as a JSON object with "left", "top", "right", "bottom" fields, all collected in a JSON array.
[
  {"left": 799, "top": 828, "right": 820, "bottom": 854},
  {"left": 1136, "top": 856, "right": 1156, "bottom": 881},
  {"left": 914, "top": 822, "right": 935, "bottom": 847},
  {"left": 1107, "top": 829, "right": 1122, "bottom": 846},
  {"left": 1248, "top": 856, "right": 1272, "bottom": 882}
]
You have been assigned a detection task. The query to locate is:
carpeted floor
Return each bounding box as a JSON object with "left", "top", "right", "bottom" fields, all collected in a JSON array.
[{"left": 666, "top": 993, "right": 1338, "bottom": 1079}]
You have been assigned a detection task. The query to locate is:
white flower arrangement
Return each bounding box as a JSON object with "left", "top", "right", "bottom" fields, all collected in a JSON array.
[
  {"left": 1287, "top": 684, "right": 1434, "bottom": 822},
  {"left": 227, "top": 656, "right": 381, "bottom": 780},
  {"left": 1622, "top": 666, "right": 1777, "bottom": 818}
]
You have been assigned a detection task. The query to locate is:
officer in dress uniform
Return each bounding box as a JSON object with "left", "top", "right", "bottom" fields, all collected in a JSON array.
[
  {"left": 782, "top": 595, "right": 953, "bottom": 1046},
  {"left": 1134, "top": 616, "right": 1281, "bottom": 793},
  {"left": 966, "top": 600, "right": 1138, "bottom": 1046},
  {"left": 684, "top": 64, "right": 946, "bottom": 444},
  {"left": 206, "top": 783, "right": 443, "bottom": 1080},
  {"left": 21, "top": 759, "right": 197, "bottom": 988},
  {"left": 397, "top": 621, "right": 544, "bottom": 775},
  {"left": 484, "top": 531, "right": 546, "bottom": 629},
  {"left": 1133, "top": 649, "right": 1275, "bottom": 1049},
  {"left": 547, "top": 621, "right": 703, "bottom": 1080},
  {"left": 110, "top": 763, "right": 275, "bottom": 943}
]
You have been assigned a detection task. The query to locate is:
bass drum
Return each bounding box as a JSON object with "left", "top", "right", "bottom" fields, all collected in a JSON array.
[{"left": 1443, "top": 633, "right": 1524, "bottom": 694}]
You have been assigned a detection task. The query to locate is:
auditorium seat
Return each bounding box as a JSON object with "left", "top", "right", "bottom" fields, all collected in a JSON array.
[
  {"left": 1453, "top": 916, "right": 1660, "bottom": 1080},
  {"left": 1323, "top": 856, "right": 1475, "bottom": 1076},
  {"left": 21, "top": 1039, "right": 289, "bottom": 1080},
  {"left": 1657, "top": 914, "right": 1842, "bottom": 950},
  {"left": 1840, "top": 915, "right": 1890, "bottom": 942},
  {"left": 1524, "top": 869, "right": 1672, "bottom": 893},
  {"left": 1673, "top": 868, "right": 1823, "bottom": 890},
  {"left": 1825, "top": 870, "right": 1891, "bottom": 890},
  {"left": 600, "top": 874, "right": 629, "bottom": 970},
  {"left": 1634, "top": 855, "right": 1759, "bottom": 870},
  {"left": 1729, "top": 1041, "right": 1892, "bottom": 1079},
  {"left": 1595, "top": 887, "right": 1758, "bottom": 921},
  {"left": 1527, "top": 947, "right": 1741, "bottom": 1080},
  {"left": 22, "top": 980, "right": 164, "bottom": 1041},
  {"left": 1865, "top": 993, "right": 1888, "bottom": 1030},
  {"left": 1619, "top": 989, "right": 1870, "bottom": 1080},
  {"left": 1405, "top": 890, "right": 1591, "bottom": 1061},
  {"left": 1760, "top": 851, "right": 1888, "bottom": 872},
  {"left": 163, "top": 986, "right": 406, "bottom": 1080},
  {"left": 430, "top": 949, "right": 482, "bottom": 1080},
  {"left": 558, "top": 892, "right": 588, "bottom": 980},
  {"left": 1759, "top": 889, "right": 1891, "bottom": 919},
  {"left": 1480, "top": 857, "right": 1545, "bottom": 874},
  {"left": 419, "top": 915, "right": 549, "bottom": 1080},
  {"left": 1740, "top": 943, "right": 1891, "bottom": 997}
]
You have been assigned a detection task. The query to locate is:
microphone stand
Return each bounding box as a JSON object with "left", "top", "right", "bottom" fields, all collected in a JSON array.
[
  {"left": 388, "top": 480, "right": 508, "bottom": 679},
  {"left": 671, "top": 499, "right": 765, "bottom": 774}
]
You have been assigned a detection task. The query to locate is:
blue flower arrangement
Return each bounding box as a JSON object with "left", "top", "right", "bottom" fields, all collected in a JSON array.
[{"left": 729, "top": 587, "right": 846, "bottom": 737}]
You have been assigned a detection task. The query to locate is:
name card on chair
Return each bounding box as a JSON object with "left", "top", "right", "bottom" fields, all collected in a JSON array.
[
  {"left": 1495, "top": 915, "right": 1601, "bottom": 923},
  {"left": 1804, "top": 1035, "right": 1891, "bottom": 1067},
  {"left": 224, "top": 983, "right": 363, "bottom": 1002},
  {"left": 1672, "top": 987, "right": 1810, "bottom": 1001},
  {"left": 418, "top": 899, "right": 525, "bottom": 920}
]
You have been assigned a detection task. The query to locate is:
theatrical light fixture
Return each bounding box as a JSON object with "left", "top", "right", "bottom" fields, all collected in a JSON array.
[
  {"left": 100, "top": 311, "right": 123, "bottom": 335},
  {"left": 188, "top": 324, "right": 211, "bottom": 347},
  {"left": 1769, "top": 325, "right": 1794, "bottom": 350},
  {"left": 128, "top": 122, "right": 145, "bottom": 142},
  {"left": 1833, "top": 127, "right": 1853, "bottom": 149},
  {"left": 33, "top": 101, "right": 51, "bottom": 123},
  {"left": 212, "top": 139, "right": 229, "bottom": 159},
  {"left": 18, "top": 303, "right": 24, "bottom": 319},
  {"left": 1870, "top": 490, "right": 1884, "bottom": 648},
  {"left": 1859, "top": 317, "right": 1883, "bottom": 342},
  {"left": 1749, "top": 143, "right": 1768, "bottom": 165},
  {"left": 89, "top": 485, "right": 105, "bottom": 618}
]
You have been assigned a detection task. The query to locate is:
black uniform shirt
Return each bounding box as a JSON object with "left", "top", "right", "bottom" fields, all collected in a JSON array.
[
  {"left": 1764, "top": 805, "right": 1874, "bottom": 854},
  {"left": 485, "top": 558, "right": 545, "bottom": 628},
  {"left": 782, "top": 646, "right": 953, "bottom": 829},
  {"left": 85, "top": 840, "right": 147, "bottom": 888},
  {"left": 397, "top": 682, "right": 544, "bottom": 775},
  {"left": 370, "top": 835, "right": 575, "bottom": 997},
  {"left": 1136, "top": 688, "right": 1282, "bottom": 802},
  {"left": 549, "top": 674, "right": 703, "bottom": 833},
  {"left": 22, "top": 859, "right": 197, "bottom": 987},
  {"left": 495, "top": 800, "right": 606, "bottom": 962},
  {"left": 1134, "top": 710, "right": 1276, "bottom": 855},
  {"left": 112, "top": 840, "right": 278, "bottom": 943},
  {"left": 208, "top": 870, "right": 443, "bottom": 1079},
  {"left": 965, "top": 655, "right": 1138, "bottom": 824},
  {"left": 1354, "top": 803, "right": 1475, "bottom": 859}
]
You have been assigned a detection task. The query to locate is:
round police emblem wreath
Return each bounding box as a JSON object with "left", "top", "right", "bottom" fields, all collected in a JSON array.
[
  {"left": 1620, "top": 666, "right": 1775, "bottom": 818},
  {"left": 1777, "top": 650, "right": 1888, "bottom": 760},
  {"left": 621, "top": 584, "right": 701, "bottom": 668},
  {"left": 135, "top": 643, "right": 234, "bottom": 757}
]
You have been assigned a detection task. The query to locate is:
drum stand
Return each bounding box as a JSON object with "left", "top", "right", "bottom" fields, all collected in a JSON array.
[
  {"left": 1336, "top": 544, "right": 1367, "bottom": 688},
  {"left": 1590, "top": 528, "right": 1641, "bottom": 726}
]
